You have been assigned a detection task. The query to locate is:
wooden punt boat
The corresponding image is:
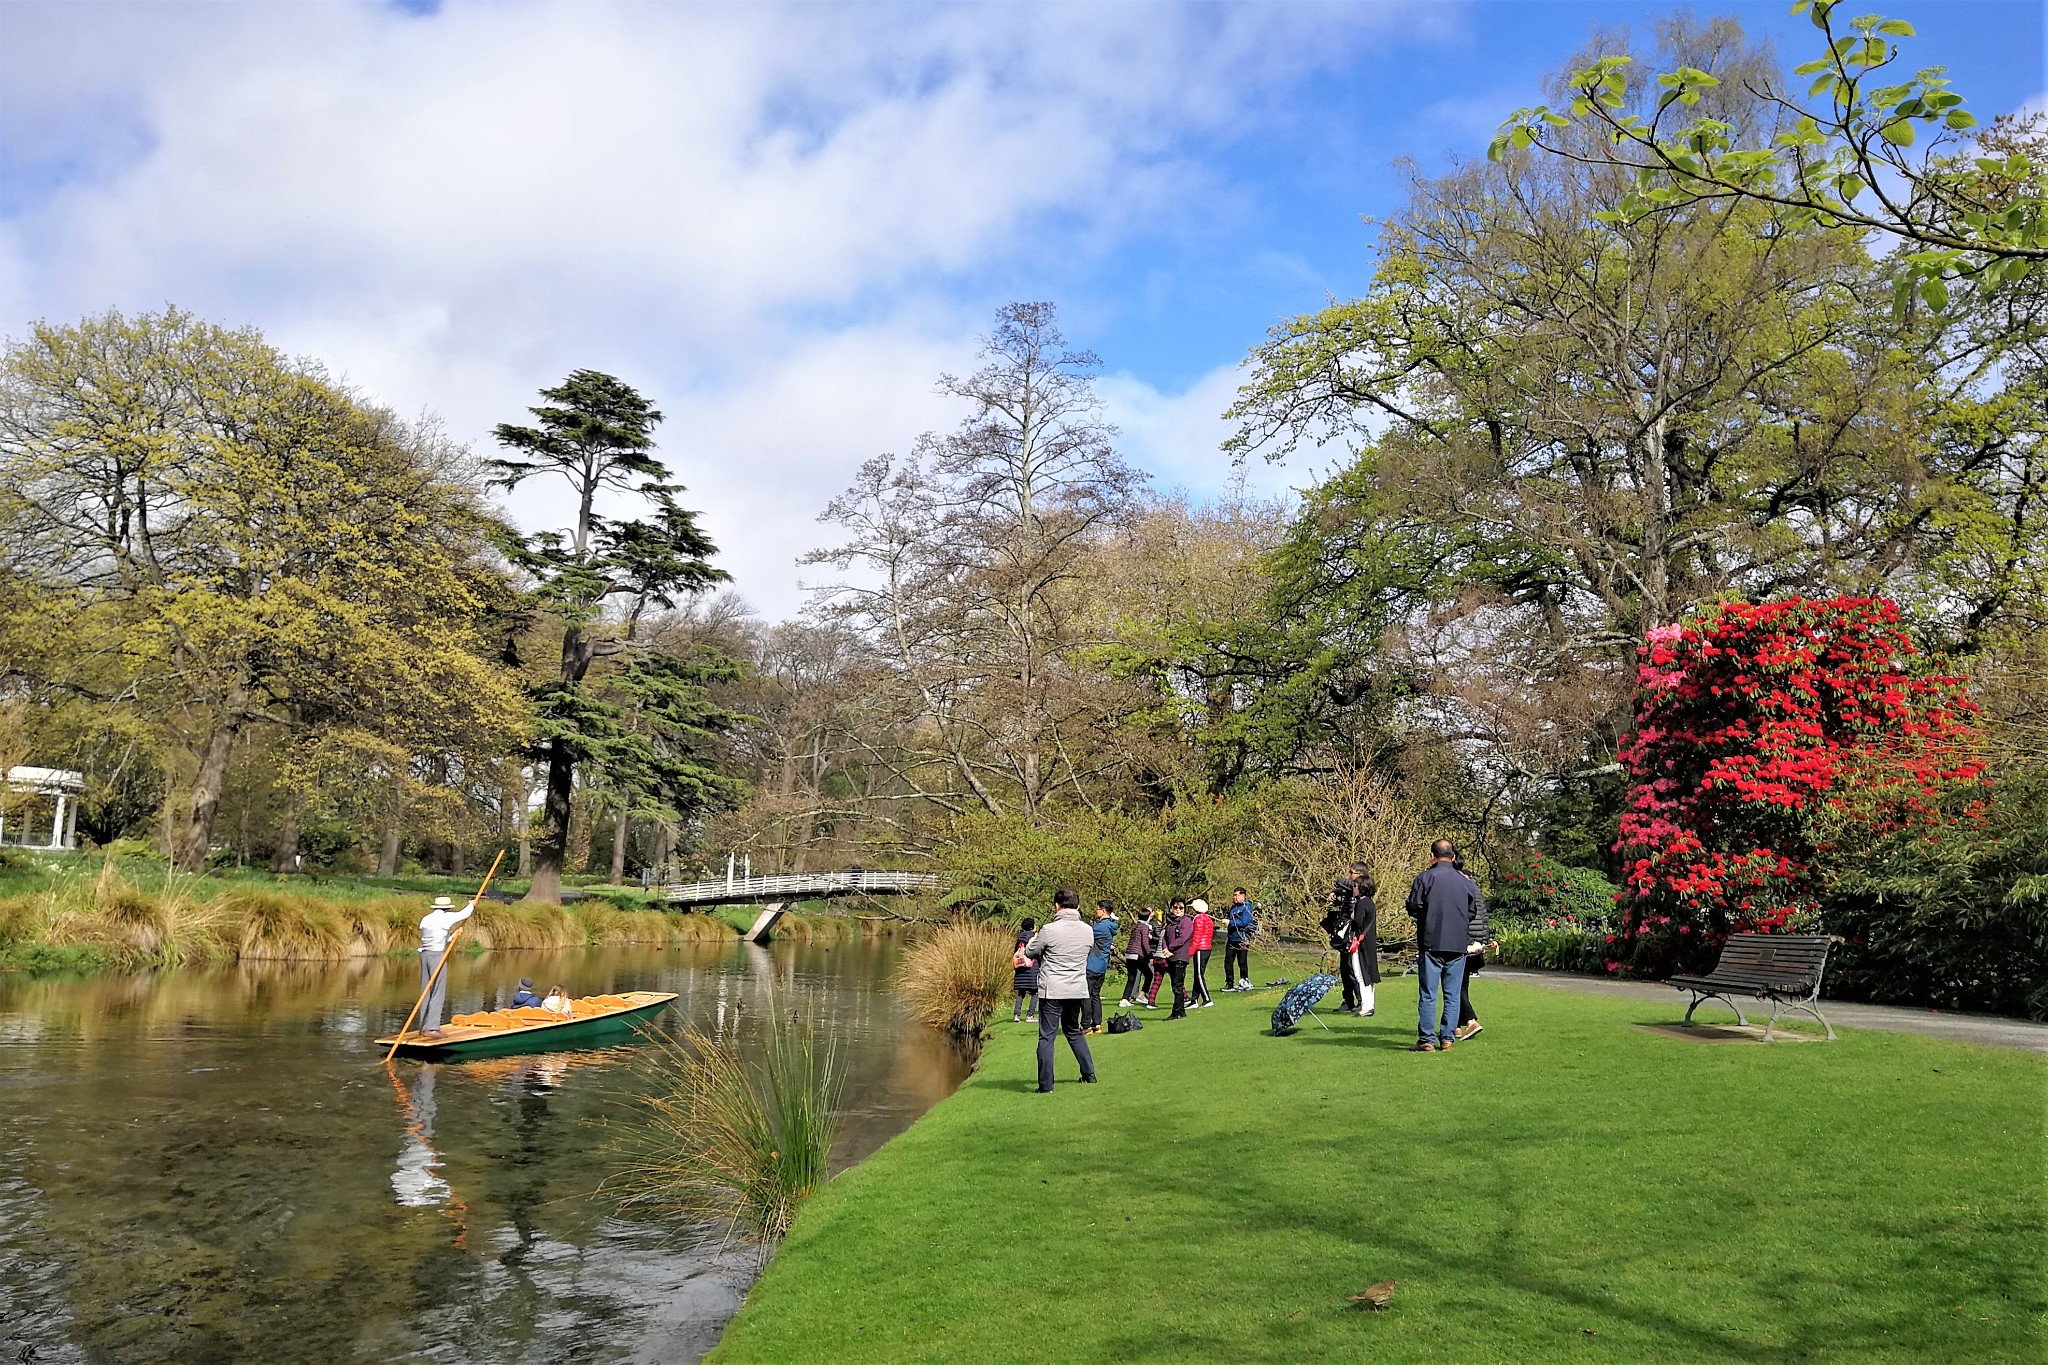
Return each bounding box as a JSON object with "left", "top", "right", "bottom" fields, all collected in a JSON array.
[{"left": 377, "top": 990, "right": 677, "bottom": 1058}]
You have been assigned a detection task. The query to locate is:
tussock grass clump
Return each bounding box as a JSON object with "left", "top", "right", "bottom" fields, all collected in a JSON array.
[
  {"left": 0, "top": 892, "right": 47, "bottom": 946},
  {"left": 612, "top": 1019, "right": 845, "bottom": 1253},
  {"left": 232, "top": 890, "right": 350, "bottom": 960},
  {"left": 898, "top": 922, "right": 1012, "bottom": 1036},
  {"left": 667, "top": 912, "right": 737, "bottom": 941},
  {"left": 477, "top": 899, "right": 579, "bottom": 949}
]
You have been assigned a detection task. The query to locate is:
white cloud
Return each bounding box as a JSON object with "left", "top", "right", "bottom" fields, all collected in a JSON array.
[
  {"left": 0, "top": 0, "right": 1451, "bottom": 616},
  {"left": 1098, "top": 363, "right": 1301, "bottom": 505}
]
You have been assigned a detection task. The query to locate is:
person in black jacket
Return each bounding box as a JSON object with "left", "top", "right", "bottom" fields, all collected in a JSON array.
[
  {"left": 1343, "top": 865, "right": 1379, "bottom": 1017},
  {"left": 1452, "top": 856, "right": 1493, "bottom": 1041},
  {"left": 1405, "top": 839, "right": 1487, "bottom": 1051},
  {"left": 1321, "top": 877, "right": 1360, "bottom": 1011},
  {"left": 1117, "top": 907, "right": 1155, "bottom": 1008}
]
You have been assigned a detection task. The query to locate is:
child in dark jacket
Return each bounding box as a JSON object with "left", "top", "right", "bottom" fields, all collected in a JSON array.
[{"left": 1011, "top": 918, "right": 1039, "bottom": 1023}]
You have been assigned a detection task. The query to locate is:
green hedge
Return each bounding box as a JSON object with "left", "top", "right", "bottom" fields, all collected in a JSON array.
[{"left": 1491, "top": 926, "right": 1607, "bottom": 974}]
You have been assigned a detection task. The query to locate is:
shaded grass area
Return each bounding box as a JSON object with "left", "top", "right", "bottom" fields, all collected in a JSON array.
[
  {"left": 0, "top": 853, "right": 879, "bottom": 972},
  {"left": 713, "top": 970, "right": 2047, "bottom": 1364}
]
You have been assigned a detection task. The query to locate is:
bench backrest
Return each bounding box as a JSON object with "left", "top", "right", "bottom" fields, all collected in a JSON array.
[{"left": 1711, "top": 933, "right": 1831, "bottom": 986}]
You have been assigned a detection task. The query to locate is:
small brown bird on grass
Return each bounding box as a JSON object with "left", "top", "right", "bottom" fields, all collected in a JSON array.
[{"left": 1348, "top": 1280, "right": 1396, "bottom": 1310}]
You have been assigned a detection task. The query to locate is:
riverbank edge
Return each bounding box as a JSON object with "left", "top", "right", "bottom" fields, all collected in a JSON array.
[{"left": 0, "top": 861, "right": 901, "bottom": 976}]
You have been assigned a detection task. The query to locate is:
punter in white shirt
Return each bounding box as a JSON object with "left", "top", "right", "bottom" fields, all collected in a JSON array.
[{"left": 416, "top": 896, "right": 475, "bottom": 1034}]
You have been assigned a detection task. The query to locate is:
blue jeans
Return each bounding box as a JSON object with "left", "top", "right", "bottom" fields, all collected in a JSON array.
[{"left": 1417, "top": 951, "right": 1467, "bottom": 1044}]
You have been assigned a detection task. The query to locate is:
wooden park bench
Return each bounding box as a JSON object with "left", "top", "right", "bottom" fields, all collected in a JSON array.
[{"left": 1669, "top": 933, "right": 1836, "bottom": 1041}]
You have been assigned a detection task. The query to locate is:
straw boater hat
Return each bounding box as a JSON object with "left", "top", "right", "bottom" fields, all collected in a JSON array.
[{"left": 431, "top": 896, "right": 455, "bottom": 908}]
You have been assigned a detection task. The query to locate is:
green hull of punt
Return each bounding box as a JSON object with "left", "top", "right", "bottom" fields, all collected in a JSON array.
[{"left": 378, "top": 992, "right": 676, "bottom": 1058}]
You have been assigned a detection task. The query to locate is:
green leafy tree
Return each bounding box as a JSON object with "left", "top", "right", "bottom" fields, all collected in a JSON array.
[
  {"left": 0, "top": 308, "right": 521, "bottom": 870},
  {"left": 1226, "top": 18, "right": 2038, "bottom": 851},
  {"left": 490, "top": 370, "right": 741, "bottom": 902},
  {"left": 1494, "top": 1, "right": 2045, "bottom": 307}
]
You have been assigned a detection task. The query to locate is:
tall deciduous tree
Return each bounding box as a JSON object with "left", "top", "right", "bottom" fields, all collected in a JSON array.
[
  {"left": 490, "top": 369, "right": 740, "bottom": 902},
  {"left": 0, "top": 308, "right": 521, "bottom": 870},
  {"left": 806, "top": 302, "right": 1146, "bottom": 821}
]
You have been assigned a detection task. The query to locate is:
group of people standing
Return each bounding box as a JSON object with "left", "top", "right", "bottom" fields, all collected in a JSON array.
[
  {"left": 1013, "top": 889, "right": 1259, "bottom": 1028},
  {"left": 1012, "top": 838, "right": 1492, "bottom": 1091}
]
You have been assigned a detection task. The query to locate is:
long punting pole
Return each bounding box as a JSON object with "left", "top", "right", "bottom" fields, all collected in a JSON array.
[{"left": 383, "top": 849, "right": 506, "bottom": 1064}]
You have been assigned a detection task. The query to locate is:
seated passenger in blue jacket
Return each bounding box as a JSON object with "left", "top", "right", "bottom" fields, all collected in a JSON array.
[{"left": 510, "top": 977, "right": 543, "bottom": 1009}]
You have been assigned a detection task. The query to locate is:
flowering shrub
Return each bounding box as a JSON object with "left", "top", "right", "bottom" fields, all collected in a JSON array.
[
  {"left": 1489, "top": 856, "right": 1618, "bottom": 931},
  {"left": 1612, "top": 597, "right": 1985, "bottom": 977}
]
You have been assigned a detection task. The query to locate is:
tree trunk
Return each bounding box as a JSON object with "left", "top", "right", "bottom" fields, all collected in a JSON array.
[
  {"left": 451, "top": 841, "right": 466, "bottom": 877},
  {"left": 653, "top": 822, "right": 674, "bottom": 880},
  {"left": 175, "top": 710, "right": 243, "bottom": 873},
  {"left": 609, "top": 809, "right": 630, "bottom": 885},
  {"left": 377, "top": 775, "right": 405, "bottom": 878},
  {"left": 269, "top": 791, "right": 304, "bottom": 873},
  {"left": 567, "top": 790, "right": 594, "bottom": 874},
  {"left": 526, "top": 738, "right": 574, "bottom": 903},
  {"left": 514, "top": 767, "right": 534, "bottom": 878}
]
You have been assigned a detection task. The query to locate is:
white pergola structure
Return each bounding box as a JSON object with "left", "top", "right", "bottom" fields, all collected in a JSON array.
[{"left": 1, "top": 766, "right": 84, "bottom": 850}]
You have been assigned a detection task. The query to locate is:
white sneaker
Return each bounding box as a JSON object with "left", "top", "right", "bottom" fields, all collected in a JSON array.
[
  {"left": 1144, "top": 1003, "right": 1158, "bottom": 1010},
  {"left": 1116, "top": 1000, "right": 1133, "bottom": 1008}
]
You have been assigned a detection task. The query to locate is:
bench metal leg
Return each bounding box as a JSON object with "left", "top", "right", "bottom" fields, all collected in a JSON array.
[
  {"left": 1765, "top": 996, "right": 1835, "bottom": 1042},
  {"left": 1684, "top": 990, "right": 1749, "bottom": 1028}
]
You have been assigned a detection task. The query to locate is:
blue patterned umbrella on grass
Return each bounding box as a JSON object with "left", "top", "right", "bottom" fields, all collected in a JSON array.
[{"left": 1269, "top": 973, "right": 1339, "bottom": 1034}]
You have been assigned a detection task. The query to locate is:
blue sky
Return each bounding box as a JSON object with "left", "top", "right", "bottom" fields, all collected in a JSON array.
[{"left": 2, "top": 0, "right": 2042, "bottom": 616}]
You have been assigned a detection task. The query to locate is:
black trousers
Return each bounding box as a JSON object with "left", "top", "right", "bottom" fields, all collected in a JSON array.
[
  {"left": 1332, "top": 944, "right": 1359, "bottom": 1010},
  {"left": 1189, "top": 949, "right": 1212, "bottom": 1004},
  {"left": 1036, "top": 997, "right": 1095, "bottom": 1091},
  {"left": 1121, "top": 958, "right": 1148, "bottom": 1002},
  {"left": 1085, "top": 971, "right": 1106, "bottom": 1028},
  {"left": 1224, "top": 944, "right": 1250, "bottom": 987},
  {"left": 1165, "top": 959, "right": 1189, "bottom": 1016},
  {"left": 1457, "top": 953, "right": 1483, "bottom": 1027}
]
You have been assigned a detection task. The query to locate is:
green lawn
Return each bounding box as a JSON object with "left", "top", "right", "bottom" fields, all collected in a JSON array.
[{"left": 712, "top": 971, "right": 2047, "bottom": 1363}]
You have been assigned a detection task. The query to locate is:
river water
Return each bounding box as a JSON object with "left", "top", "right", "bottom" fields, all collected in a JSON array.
[{"left": 0, "top": 935, "right": 971, "bottom": 1363}]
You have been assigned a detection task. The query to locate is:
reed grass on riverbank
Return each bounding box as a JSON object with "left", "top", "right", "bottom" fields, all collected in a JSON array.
[
  {"left": 712, "top": 969, "right": 2047, "bottom": 1364},
  {"left": 0, "top": 857, "right": 876, "bottom": 972},
  {"left": 611, "top": 1020, "right": 846, "bottom": 1253},
  {"left": 896, "top": 922, "right": 1012, "bottom": 1034}
]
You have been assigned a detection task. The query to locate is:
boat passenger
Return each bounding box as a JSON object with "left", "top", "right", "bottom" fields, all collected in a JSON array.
[
  {"left": 542, "top": 984, "right": 575, "bottom": 1018},
  {"left": 510, "top": 977, "right": 542, "bottom": 1009}
]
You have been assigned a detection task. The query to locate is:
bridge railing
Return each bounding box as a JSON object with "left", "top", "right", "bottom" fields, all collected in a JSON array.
[{"left": 660, "top": 870, "right": 944, "bottom": 905}]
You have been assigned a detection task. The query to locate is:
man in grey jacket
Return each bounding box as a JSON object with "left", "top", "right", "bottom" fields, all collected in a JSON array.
[
  {"left": 1025, "top": 888, "right": 1099, "bottom": 1092},
  {"left": 1405, "top": 839, "right": 1488, "bottom": 1052}
]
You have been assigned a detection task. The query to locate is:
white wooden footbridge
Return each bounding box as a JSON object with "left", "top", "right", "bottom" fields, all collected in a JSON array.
[{"left": 660, "top": 869, "right": 944, "bottom": 942}]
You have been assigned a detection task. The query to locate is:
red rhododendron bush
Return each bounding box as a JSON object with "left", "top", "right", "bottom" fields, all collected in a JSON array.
[{"left": 1611, "top": 596, "right": 1986, "bottom": 978}]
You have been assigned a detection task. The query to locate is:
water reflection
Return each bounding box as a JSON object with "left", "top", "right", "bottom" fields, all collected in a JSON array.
[
  {"left": 0, "top": 936, "right": 970, "bottom": 1364},
  {"left": 390, "top": 1064, "right": 453, "bottom": 1211}
]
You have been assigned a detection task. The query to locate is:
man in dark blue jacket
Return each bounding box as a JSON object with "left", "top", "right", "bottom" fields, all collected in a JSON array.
[
  {"left": 1224, "top": 888, "right": 1257, "bottom": 990},
  {"left": 1084, "top": 901, "right": 1119, "bottom": 1033},
  {"left": 1405, "top": 839, "right": 1487, "bottom": 1051}
]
